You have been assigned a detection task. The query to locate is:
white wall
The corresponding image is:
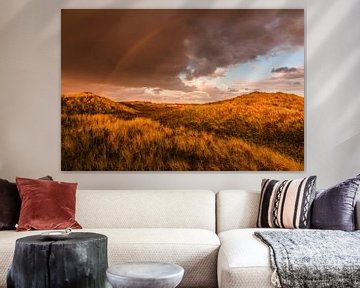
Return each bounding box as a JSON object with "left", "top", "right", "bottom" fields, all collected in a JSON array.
[{"left": 0, "top": 0, "right": 359, "bottom": 190}]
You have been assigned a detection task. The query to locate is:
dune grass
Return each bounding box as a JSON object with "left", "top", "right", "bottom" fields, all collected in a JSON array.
[
  {"left": 61, "top": 114, "right": 303, "bottom": 171},
  {"left": 152, "top": 92, "right": 304, "bottom": 162}
]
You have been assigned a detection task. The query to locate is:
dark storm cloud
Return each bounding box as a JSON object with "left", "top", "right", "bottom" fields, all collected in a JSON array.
[
  {"left": 184, "top": 10, "right": 303, "bottom": 80},
  {"left": 62, "top": 9, "right": 304, "bottom": 91}
]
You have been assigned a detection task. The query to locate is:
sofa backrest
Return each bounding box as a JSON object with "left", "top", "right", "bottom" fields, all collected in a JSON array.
[
  {"left": 76, "top": 190, "right": 216, "bottom": 231},
  {"left": 217, "top": 190, "right": 360, "bottom": 232},
  {"left": 216, "top": 190, "right": 260, "bottom": 233}
]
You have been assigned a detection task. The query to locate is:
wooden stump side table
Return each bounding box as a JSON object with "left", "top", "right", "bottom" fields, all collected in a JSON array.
[{"left": 7, "top": 232, "right": 108, "bottom": 288}]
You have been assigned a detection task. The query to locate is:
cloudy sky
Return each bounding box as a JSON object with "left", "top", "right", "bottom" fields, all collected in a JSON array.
[{"left": 61, "top": 9, "right": 304, "bottom": 103}]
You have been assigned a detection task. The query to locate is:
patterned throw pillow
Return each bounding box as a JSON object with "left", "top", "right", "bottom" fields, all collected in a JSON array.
[{"left": 257, "top": 176, "right": 317, "bottom": 229}]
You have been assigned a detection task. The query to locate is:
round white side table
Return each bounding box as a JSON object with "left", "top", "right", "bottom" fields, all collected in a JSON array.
[{"left": 106, "top": 262, "right": 184, "bottom": 288}]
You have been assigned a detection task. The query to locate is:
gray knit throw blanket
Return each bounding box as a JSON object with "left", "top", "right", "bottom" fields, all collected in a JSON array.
[{"left": 255, "top": 230, "right": 360, "bottom": 288}]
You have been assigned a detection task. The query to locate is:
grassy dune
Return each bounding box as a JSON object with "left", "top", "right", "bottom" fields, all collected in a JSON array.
[
  {"left": 62, "top": 114, "right": 303, "bottom": 171},
  {"left": 61, "top": 92, "right": 135, "bottom": 118},
  {"left": 151, "top": 92, "right": 304, "bottom": 162},
  {"left": 61, "top": 92, "right": 304, "bottom": 171}
]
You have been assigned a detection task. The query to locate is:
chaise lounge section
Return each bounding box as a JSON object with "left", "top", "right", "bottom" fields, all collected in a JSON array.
[{"left": 216, "top": 189, "right": 360, "bottom": 288}]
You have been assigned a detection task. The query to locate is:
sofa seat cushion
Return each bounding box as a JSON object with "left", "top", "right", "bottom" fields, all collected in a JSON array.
[
  {"left": 102, "top": 228, "right": 220, "bottom": 288},
  {"left": 0, "top": 228, "right": 219, "bottom": 288},
  {"left": 218, "top": 228, "right": 281, "bottom": 288}
]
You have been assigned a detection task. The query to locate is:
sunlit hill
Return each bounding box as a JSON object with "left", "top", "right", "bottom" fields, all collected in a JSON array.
[{"left": 61, "top": 91, "right": 304, "bottom": 171}]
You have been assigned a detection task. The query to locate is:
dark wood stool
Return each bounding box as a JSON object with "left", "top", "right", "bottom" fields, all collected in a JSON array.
[{"left": 7, "top": 232, "right": 108, "bottom": 288}]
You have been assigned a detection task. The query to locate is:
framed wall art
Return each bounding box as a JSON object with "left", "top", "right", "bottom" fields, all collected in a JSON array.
[{"left": 61, "top": 9, "right": 304, "bottom": 171}]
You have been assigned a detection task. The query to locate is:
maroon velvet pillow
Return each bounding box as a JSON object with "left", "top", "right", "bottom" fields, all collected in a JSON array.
[
  {"left": 0, "top": 176, "right": 53, "bottom": 230},
  {"left": 16, "top": 177, "right": 82, "bottom": 231}
]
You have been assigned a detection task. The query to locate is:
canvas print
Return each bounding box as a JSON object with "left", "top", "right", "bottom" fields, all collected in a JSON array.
[{"left": 61, "top": 9, "right": 304, "bottom": 171}]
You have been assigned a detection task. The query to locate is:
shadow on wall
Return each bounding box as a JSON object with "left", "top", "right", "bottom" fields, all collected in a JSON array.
[
  {"left": 307, "top": 0, "right": 360, "bottom": 149},
  {"left": 308, "top": 0, "right": 360, "bottom": 107},
  {"left": 0, "top": 0, "right": 68, "bottom": 36},
  {"left": 306, "top": 0, "right": 360, "bottom": 182}
]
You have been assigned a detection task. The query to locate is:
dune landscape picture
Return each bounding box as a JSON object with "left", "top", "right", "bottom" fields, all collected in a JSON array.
[{"left": 61, "top": 9, "right": 304, "bottom": 171}]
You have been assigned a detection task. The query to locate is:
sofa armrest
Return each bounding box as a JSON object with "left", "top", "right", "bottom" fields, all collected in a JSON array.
[{"left": 356, "top": 200, "right": 360, "bottom": 230}]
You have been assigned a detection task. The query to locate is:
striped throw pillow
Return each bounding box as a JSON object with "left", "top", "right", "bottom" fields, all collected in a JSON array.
[{"left": 257, "top": 176, "right": 317, "bottom": 229}]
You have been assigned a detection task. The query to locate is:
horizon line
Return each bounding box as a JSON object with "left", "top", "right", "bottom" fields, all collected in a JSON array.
[{"left": 61, "top": 90, "right": 304, "bottom": 105}]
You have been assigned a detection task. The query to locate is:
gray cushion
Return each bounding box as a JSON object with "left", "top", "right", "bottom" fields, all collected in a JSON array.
[{"left": 311, "top": 175, "right": 360, "bottom": 231}]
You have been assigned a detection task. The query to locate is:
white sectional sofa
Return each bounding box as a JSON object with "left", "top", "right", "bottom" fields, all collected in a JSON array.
[{"left": 1, "top": 189, "right": 359, "bottom": 288}]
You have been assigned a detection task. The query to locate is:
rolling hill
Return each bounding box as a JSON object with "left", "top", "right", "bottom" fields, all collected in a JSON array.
[
  {"left": 61, "top": 92, "right": 136, "bottom": 118},
  {"left": 124, "top": 92, "right": 304, "bottom": 162},
  {"left": 61, "top": 91, "right": 304, "bottom": 171}
]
